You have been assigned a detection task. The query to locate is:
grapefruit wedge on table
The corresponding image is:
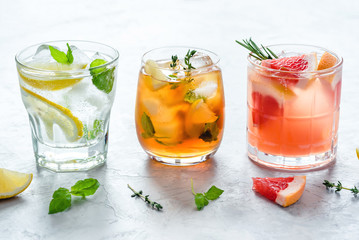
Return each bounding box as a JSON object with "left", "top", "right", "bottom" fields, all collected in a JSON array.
[
  {"left": 0, "top": 168, "right": 33, "bottom": 199},
  {"left": 252, "top": 176, "right": 306, "bottom": 207}
]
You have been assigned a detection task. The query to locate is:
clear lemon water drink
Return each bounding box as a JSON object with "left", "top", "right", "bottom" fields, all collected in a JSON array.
[{"left": 15, "top": 41, "right": 119, "bottom": 172}]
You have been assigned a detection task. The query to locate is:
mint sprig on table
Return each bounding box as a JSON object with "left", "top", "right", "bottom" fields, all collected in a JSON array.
[
  {"left": 49, "top": 178, "right": 100, "bottom": 214},
  {"left": 49, "top": 43, "right": 74, "bottom": 64},
  {"left": 90, "top": 59, "right": 115, "bottom": 94},
  {"left": 236, "top": 38, "right": 278, "bottom": 61},
  {"left": 323, "top": 180, "right": 359, "bottom": 196},
  {"left": 127, "top": 184, "right": 163, "bottom": 211},
  {"left": 191, "top": 178, "right": 224, "bottom": 210}
]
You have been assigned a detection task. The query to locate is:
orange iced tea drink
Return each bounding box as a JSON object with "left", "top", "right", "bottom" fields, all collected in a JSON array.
[
  {"left": 241, "top": 42, "right": 342, "bottom": 169},
  {"left": 135, "top": 47, "right": 224, "bottom": 165}
]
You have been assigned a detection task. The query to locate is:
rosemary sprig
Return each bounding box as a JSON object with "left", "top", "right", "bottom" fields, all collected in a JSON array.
[
  {"left": 127, "top": 184, "right": 163, "bottom": 211},
  {"left": 323, "top": 180, "right": 359, "bottom": 196},
  {"left": 236, "top": 38, "right": 278, "bottom": 61},
  {"left": 183, "top": 49, "right": 197, "bottom": 70}
]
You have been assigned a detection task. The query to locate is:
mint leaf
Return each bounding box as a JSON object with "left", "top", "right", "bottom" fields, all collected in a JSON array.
[
  {"left": 141, "top": 112, "right": 155, "bottom": 138},
  {"left": 48, "top": 178, "right": 100, "bottom": 214},
  {"left": 194, "top": 193, "right": 208, "bottom": 210},
  {"left": 199, "top": 119, "right": 219, "bottom": 143},
  {"left": 49, "top": 188, "right": 72, "bottom": 214},
  {"left": 90, "top": 59, "right": 115, "bottom": 94},
  {"left": 90, "top": 59, "right": 107, "bottom": 74},
  {"left": 70, "top": 178, "right": 100, "bottom": 197},
  {"left": 191, "top": 178, "right": 224, "bottom": 211},
  {"left": 204, "top": 186, "right": 224, "bottom": 200},
  {"left": 66, "top": 43, "right": 74, "bottom": 64},
  {"left": 184, "top": 90, "right": 205, "bottom": 103},
  {"left": 49, "top": 46, "right": 68, "bottom": 64},
  {"left": 83, "top": 119, "right": 103, "bottom": 140}
]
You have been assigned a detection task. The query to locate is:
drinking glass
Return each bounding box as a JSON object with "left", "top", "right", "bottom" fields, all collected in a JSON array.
[
  {"left": 247, "top": 44, "right": 343, "bottom": 170},
  {"left": 16, "top": 40, "right": 119, "bottom": 172},
  {"left": 135, "top": 47, "right": 225, "bottom": 165}
]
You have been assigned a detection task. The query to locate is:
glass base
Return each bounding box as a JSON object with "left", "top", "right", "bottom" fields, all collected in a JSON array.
[
  {"left": 32, "top": 135, "right": 108, "bottom": 172},
  {"left": 247, "top": 143, "right": 336, "bottom": 170},
  {"left": 145, "top": 150, "right": 217, "bottom": 166}
]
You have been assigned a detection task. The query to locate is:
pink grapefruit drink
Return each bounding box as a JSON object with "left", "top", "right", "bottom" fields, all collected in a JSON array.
[{"left": 242, "top": 42, "right": 343, "bottom": 169}]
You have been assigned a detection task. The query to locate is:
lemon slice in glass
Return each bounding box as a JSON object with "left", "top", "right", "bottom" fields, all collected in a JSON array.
[
  {"left": 21, "top": 87, "right": 83, "bottom": 142},
  {"left": 19, "top": 62, "right": 86, "bottom": 91},
  {"left": 144, "top": 60, "right": 168, "bottom": 90},
  {"left": 0, "top": 168, "right": 33, "bottom": 199}
]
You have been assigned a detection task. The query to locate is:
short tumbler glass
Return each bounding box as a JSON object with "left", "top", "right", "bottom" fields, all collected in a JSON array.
[
  {"left": 135, "top": 47, "right": 225, "bottom": 166},
  {"left": 247, "top": 44, "right": 343, "bottom": 170},
  {"left": 15, "top": 40, "right": 119, "bottom": 172}
]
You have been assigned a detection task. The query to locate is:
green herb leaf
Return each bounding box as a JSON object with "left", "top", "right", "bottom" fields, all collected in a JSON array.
[
  {"left": 199, "top": 119, "right": 219, "bottom": 142},
  {"left": 141, "top": 112, "right": 155, "bottom": 138},
  {"left": 323, "top": 179, "right": 359, "bottom": 196},
  {"left": 204, "top": 185, "right": 224, "bottom": 200},
  {"left": 184, "top": 90, "right": 206, "bottom": 103},
  {"left": 90, "top": 59, "right": 115, "bottom": 94},
  {"left": 49, "top": 46, "right": 69, "bottom": 64},
  {"left": 90, "top": 59, "right": 107, "bottom": 75},
  {"left": 70, "top": 178, "right": 100, "bottom": 197},
  {"left": 49, "top": 188, "right": 72, "bottom": 214},
  {"left": 236, "top": 38, "right": 278, "bottom": 61},
  {"left": 128, "top": 184, "right": 163, "bottom": 211},
  {"left": 170, "top": 55, "right": 178, "bottom": 68},
  {"left": 194, "top": 193, "right": 209, "bottom": 210},
  {"left": 184, "top": 49, "right": 197, "bottom": 70},
  {"left": 191, "top": 178, "right": 224, "bottom": 211},
  {"left": 83, "top": 119, "right": 104, "bottom": 140},
  {"left": 66, "top": 43, "right": 74, "bottom": 64}
]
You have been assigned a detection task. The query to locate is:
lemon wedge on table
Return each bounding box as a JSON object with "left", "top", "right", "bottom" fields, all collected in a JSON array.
[
  {"left": 18, "top": 62, "right": 86, "bottom": 91},
  {"left": 0, "top": 168, "right": 33, "bottom": 199},
  {"left": 21, "top": 87, "right": 83, "bottom": 142}
]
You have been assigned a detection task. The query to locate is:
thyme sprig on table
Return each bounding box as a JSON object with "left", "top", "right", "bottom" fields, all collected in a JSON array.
[
  {"left": 323, "top": 180, "right": 359, "bottom": 196},
  {"left": 127, "top": 184, "right": 163, "bottom": 211},
  {"left": 236, "top": 38, "right": 278, "bottom": 61}
]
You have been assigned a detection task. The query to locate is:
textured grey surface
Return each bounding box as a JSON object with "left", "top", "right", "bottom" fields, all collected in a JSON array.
[{"left": 1, "top": 0, "right": 359, "bottom": 239}]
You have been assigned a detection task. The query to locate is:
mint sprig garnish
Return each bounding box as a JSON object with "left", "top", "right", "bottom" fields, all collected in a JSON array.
[
  {"left": 49, "top": 178, "right": 100, "bottom": 214},
  {"left": 84, "top": 119, "right": 104, "bottom": 140},
  {"left": 191, "top": 178, "right": 223, "bottom": 210},
  {"left": 90, "top": 59, "right": 115, "bottom": 94},
  {"left": 199, "top": 118, "right": 220, "bottom": 143},
  {"left": 49, "top": 43, "right": 74, "bottom": 64}
]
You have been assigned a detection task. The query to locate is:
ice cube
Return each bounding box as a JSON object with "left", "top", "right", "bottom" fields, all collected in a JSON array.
[
  {"left": 69, "top": 45, "right": 91, "bottom": 66},
  {"left": 193, "top": 80, "right": 218, "bottom": 99},
  {"left": 180, "top": 52, "right": 214, "bottom": 69},
  {"left": 91, "top": 52, "right": 108, "bottom": 61}
]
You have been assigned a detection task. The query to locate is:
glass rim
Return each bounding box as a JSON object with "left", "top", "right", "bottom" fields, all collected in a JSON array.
[
  {"left": 141, "top": 46, "right": 220, "bottom": 71},
  {"left": 15, "top": 40, "right": 119, "bottom": 75},
  {"left": 247, "top": 43, "right": 343, "bottom": 74}
]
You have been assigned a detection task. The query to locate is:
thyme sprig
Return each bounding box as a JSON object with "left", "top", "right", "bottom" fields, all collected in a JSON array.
[
  {"left": 323, "top": 180, "right": 359, "bottom": 196},
  {"left": 236, "top": 38, "right": 278, "bottom": 61},
  {"left": 183, "top": 49, "right": 197, "bottom": 70},
  {"left": 127, "top": 184, "right": 163, "bottom": 211},
  {"left": 170, "top": 55, "right": 178, "bottom": 68}
]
